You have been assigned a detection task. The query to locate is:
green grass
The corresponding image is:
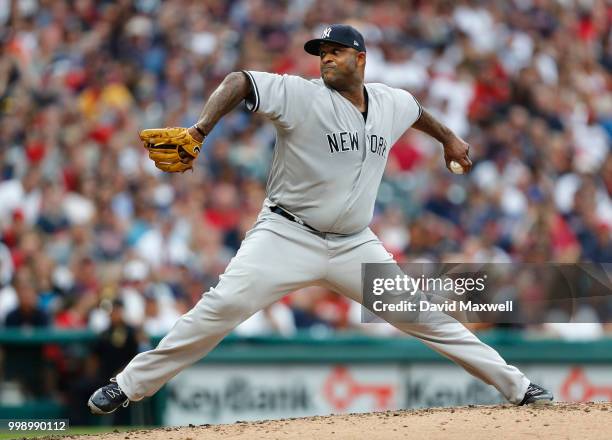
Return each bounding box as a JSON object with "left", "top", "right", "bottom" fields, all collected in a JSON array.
[{"left": 0, "top": 426, "right": 144, "bottom": 439}]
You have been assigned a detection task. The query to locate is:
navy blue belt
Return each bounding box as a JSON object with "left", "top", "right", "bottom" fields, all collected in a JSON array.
[{"left": 270, "top": 205, "right": 321, "bottom": 233}]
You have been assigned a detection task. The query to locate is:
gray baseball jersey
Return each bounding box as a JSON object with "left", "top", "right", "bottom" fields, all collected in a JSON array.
[{"left": 242, "top": 70, "right": 422, "bottom": 235}]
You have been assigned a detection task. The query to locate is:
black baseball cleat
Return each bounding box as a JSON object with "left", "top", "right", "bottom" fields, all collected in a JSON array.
[
  {"left": 519, "top": 383, "right": 554, "bottom": 405},
  {"left": 88, "top": 378, "right": 130, "bottom": 414}
]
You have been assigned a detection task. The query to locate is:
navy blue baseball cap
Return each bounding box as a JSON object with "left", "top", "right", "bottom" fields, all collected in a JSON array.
[{"left": 304, "top": 24, "right": 366, "bottom": 56}]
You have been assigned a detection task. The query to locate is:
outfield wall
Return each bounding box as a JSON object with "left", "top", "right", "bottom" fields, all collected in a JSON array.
[{"left": 1, "top": 330, "right": 611, "bottom": 425}]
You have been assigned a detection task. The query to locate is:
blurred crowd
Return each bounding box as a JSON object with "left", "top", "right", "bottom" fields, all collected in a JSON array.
[{"left": 0, "top": 0, "right": 611, "bottom": 351}]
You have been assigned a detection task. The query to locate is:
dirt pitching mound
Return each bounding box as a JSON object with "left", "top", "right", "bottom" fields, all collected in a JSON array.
[{"left": 70, "top": 402, "right": 611, "bottom": 440}]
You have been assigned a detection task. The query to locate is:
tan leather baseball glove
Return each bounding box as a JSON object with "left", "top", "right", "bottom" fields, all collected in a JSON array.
[{"left": 140, "top": 127, "right": 202, "bottom": 173}]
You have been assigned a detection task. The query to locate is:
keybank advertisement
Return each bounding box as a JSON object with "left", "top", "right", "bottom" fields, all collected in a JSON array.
[
  {"left": 165, "top": 364, "right": 403, "bottom": 425},
  {"left": 164, "top": 364, "right": 612, "bottom": 425}
]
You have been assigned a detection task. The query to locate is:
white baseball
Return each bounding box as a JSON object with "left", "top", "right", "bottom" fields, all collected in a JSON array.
[{"left": 449, "top": 161, "right": 465, "bottom": 174}]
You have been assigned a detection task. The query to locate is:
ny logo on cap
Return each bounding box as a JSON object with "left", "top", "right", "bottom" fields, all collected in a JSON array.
[{"left": 322, "top": 27, "right": 332, "bottom": 39}]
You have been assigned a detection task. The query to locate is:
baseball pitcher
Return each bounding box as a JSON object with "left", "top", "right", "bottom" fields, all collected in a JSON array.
[{"left": 89, "top": 24, "right": 552, "bottom": 415}]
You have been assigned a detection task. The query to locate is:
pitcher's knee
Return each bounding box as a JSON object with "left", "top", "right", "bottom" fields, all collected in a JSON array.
[{"left": 194, "top": 287, "right": 254, "bottom": 323}]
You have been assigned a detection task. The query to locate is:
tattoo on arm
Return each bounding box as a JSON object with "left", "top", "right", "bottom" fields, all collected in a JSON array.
[
  {"left": 194, "top": 72, "right": 252, "bottom": 136},
  {"left": 412, "top": 109, "right": 457, "bottom": 144}
]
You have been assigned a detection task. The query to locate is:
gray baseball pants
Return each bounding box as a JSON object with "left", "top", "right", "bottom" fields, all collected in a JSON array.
[{"left": 116, "top": 207, "right": 530, "bottom": 404}]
